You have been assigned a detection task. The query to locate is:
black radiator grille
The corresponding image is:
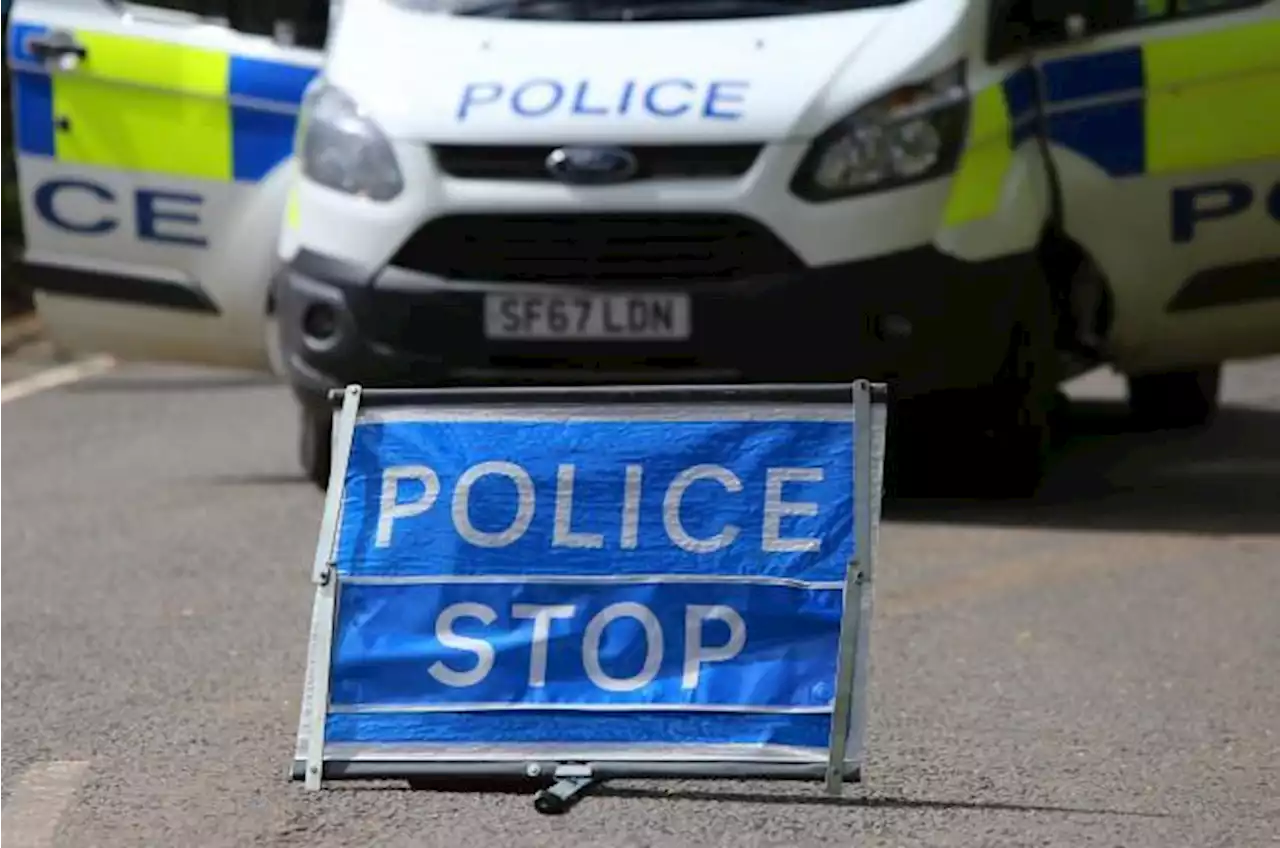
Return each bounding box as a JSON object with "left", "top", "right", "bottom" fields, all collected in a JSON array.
[
  {"left": 431, "top": 144, "right": 762, "bottom": 181},
  {"left": 387, "top": 213, "right": 804, "bottom": 285}
]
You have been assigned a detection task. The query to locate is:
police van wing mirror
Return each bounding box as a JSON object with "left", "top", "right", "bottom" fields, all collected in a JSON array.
[
  {"left": 1026, "top": 0, "right": 1093, "bottom": 44},
  {"left": 989, "top": 0, "right": 1088, "bottom": 61},
  {"left": 1063, "top": 12, "right": 1088, "bottom": 40}
]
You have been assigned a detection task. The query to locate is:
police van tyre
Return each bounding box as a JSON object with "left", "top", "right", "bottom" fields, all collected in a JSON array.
[
  {"left": 1127, "top": 364, "right": 1221, "bottom": 430},
  {"left": 982, "top": 271, "right": 1061, "bottom": 498},
  {"left": 977, "top": 315, "right": 1057, "bottom": 499},
  {"left": 938, "top": 319, "right": 1055, "bottom": 500},
  {"left": 889, "top": 284, "right": 1057, "bottom": 500},
  {"left": 300, "top": 404, "right": 334, "bottom": 490}
]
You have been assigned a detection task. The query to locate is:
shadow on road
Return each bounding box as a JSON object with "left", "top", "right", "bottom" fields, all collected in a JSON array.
[
  {"left": 331, "top": 779, "right": 1167, "bottom": 819},
  {"left": 593, "top": 785, "right": 1170, "bottom": 818},
  {"left": 202, "top": 472, "right": 311, "bottom": 486},
  {"left": 885, "top": 399, "right": 1280, "bottom": 536}
]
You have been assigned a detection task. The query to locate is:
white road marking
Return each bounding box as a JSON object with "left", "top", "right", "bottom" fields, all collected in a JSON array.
[
  {"left": 0, "top": 355, "right": 115, "bottom": 404},
  {"left": 1, "top": 760, "right": 90, "bottom": 848}
]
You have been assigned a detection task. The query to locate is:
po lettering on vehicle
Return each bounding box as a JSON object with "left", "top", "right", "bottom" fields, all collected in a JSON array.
[
  {"left": 456, "top": 78, "right": 750, "bottom": 121},
  {"left": 33, "top": 178, "right": 208, "bottom": 247},
  {"left": 1170, "top": 178, "right": 1280, "bottom": 243}
]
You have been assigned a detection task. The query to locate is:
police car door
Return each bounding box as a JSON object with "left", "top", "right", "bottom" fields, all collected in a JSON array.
[
  {"left": 6, "top": 0, "right": 325, "bottom": 370},
  {"left": 1029, "top": 0, "right": 1279, "bottom": 371}
]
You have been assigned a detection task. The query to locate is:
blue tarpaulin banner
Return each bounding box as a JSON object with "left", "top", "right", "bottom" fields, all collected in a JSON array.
[{"left": 302, "top": 395, "right": 872, "bottom": 770}]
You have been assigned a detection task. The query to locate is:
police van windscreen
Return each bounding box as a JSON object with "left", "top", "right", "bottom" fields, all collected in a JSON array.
[{"left": 389, "top": 0, "right": 910, "bottom": 20}]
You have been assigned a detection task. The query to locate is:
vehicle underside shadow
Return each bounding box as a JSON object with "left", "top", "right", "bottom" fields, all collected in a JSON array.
[{"left": 883, "top": 399, "right": 1280, "bottom": 536}]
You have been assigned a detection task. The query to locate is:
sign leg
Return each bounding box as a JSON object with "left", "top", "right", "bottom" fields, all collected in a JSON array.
[{"left": 533, "top": 777, "right": 599, "bottom": 815}]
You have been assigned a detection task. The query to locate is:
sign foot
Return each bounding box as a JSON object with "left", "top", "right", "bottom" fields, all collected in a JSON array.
[{"left": 533, "top": 777, "right": 597, "bottom": 814}]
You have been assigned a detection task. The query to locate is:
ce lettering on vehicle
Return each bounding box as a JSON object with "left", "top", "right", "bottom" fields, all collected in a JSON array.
[
  {"left": 456, "top": 78, "right": 751, "bottom": 120},
  {"left": 32, "top": 177, "right": 209, "bottom": 247},
  {"left": 1171, "top": 178, "right": 1280, "bottom": 243}
]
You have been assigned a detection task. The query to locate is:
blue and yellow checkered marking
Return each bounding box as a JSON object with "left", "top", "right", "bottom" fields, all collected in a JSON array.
[
  {"left": 1034, "top": 22, "right": 1279, "bottom": 178},
  {"left": 1044, "top": 52, "right": 1148, "bottom": 178},
  {"left": 945, "top": 19, "right": 1279, "bottom": 225},
  {"left": 10, "top": 22, "right": 57, "bottom": 158},
  {"left": 6, "top": 21, "right": 319, "bottom": 183},
  {"left": 1001, "top": 66, "right": 1039, "bottom": 148},
  {"left": 1038, "top": 46, "right": 1149, "bottom": 178},
  {"left": 229, "top": 56, "right": 318, "bottom": 181}
]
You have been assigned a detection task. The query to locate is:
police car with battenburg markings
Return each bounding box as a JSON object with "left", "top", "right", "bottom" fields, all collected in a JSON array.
[{"left": 5, "top": 0, "right": 1278, "bottom": 495}]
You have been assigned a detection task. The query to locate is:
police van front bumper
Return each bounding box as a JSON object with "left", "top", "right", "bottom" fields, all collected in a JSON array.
[{"left": 276, "top": 242, "right": 1038, "bottom": 408}]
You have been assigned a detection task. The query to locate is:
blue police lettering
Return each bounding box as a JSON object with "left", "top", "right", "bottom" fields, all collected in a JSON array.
[
  {"left": 136, "top": 189, "right": 207, "bottom": 247},
  {"left": 33, "top": 178, "right": 206, "bottom": 246},
  {"left": 427, "top": 600, "right": 746, "bottom": 691},
  {"left": 703, "top": 80, "right": 749, "bottom": 119},
  {"left": 457, "top": 81, "right": 504, "bottom": 120},
  {"left": 511, "top": 78, "right": 564, "bottom": 117},
  {"left": 35, "top": 179, "right": 115, "bottom": 235},
  {"left": 1171, "top": 179, "right": 1280, "bottom": 243},
  {"left": 456, "top": 78, "right": 750, "bottom": 121},
  {"left": 571, "top": 80, "right": 608, "bottom": 116},
  {"left": 374, "top": 461, "right": 823, "bottom": 554},
  {"left": 617, "top": 80, "right": 636, "bottom": 116},
  {"left": 644, "top": 79, "right": 696, "bottom": 117}
]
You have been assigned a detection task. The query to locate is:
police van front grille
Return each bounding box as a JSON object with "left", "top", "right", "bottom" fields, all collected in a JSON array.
[
  {"left": 387, "top": 213, "right": 804, "bottom": 284},
  {"left": 431, "top": 144, "right": 763, "bottom": 181}
]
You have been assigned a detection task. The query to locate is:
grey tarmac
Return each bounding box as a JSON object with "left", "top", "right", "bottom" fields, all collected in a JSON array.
[{"left": 3, "top": 355, "right": 1278, "bottom": 847}]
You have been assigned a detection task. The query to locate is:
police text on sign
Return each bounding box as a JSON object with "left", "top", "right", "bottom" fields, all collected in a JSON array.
[
  {"left": 374, "top": 459, "right": 828, "bottom": 554},
  {"left": 340, "top": 417, "right": 854, "bottom": 580}
]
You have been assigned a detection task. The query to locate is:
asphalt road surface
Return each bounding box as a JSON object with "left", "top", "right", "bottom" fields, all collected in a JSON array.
[{"left": 3, "top": 354, "right": 1278, "bottom": 847}]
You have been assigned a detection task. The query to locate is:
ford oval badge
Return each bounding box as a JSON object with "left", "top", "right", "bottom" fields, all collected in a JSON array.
[{"left": 545, "top": 146, "right": 640, "bottom": 185}]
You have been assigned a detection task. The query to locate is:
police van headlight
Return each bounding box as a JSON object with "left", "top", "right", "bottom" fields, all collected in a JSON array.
[
  {"left": 297, "top": 83, "right": 404, "bottom": 202},
  {"left": 791, "top": 62, "right": 969, "bottom": 202}
]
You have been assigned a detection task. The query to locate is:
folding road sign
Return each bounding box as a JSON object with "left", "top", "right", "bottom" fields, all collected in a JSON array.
[{"left": 292, "top": 382, "right": 888, "bottom": 812}]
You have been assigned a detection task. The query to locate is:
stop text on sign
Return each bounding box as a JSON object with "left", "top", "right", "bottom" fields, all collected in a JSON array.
[
  {"left": 376, "top": 461, "right": 826, "bottom": 554},
  {"left": 428, "top": 601, "right": 745, "bottom": 692},
  {"left": 328, "top": 580, "right": 845, "bottom": 709}
]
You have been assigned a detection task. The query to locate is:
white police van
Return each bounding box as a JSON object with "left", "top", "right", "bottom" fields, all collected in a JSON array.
[{"left": 7, "top": 0, "right": 1278, "bottom": 495}]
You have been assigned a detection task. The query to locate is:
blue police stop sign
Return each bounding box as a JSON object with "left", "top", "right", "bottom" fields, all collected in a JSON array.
[{"left": 298, "top": 387, "right": 881, "bottom": 783}]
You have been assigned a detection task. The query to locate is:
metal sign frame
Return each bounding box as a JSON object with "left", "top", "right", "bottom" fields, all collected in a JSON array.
[{"left": 291, "top": 381, "right": 888, "bottom": 813}]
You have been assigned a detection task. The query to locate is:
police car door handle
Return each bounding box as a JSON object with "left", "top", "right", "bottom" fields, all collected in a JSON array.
[{"left": 26, "top": 31, "right": 88, "bottom": 71}]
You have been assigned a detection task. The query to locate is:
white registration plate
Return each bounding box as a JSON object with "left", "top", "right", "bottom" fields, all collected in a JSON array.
[{"left": 483, "top": 292, "right": 691, "bottom": 340}]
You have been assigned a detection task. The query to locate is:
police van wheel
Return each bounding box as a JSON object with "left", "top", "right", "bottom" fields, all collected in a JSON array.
[
  {"left": 936, "top": 276, "right": 1058, "bottom": 500},
  {"left": 887, "top": 333, "right": 1055, "bottom": 500},
  {"left": 1127, "top": 364, "right": 1221, "bottom": 430},
  {"left": 299, "top": 404, "right": 333, "bottom": 491},
  {"left": 969, "top": 320, "right": 1056, "bottom": 500}
]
